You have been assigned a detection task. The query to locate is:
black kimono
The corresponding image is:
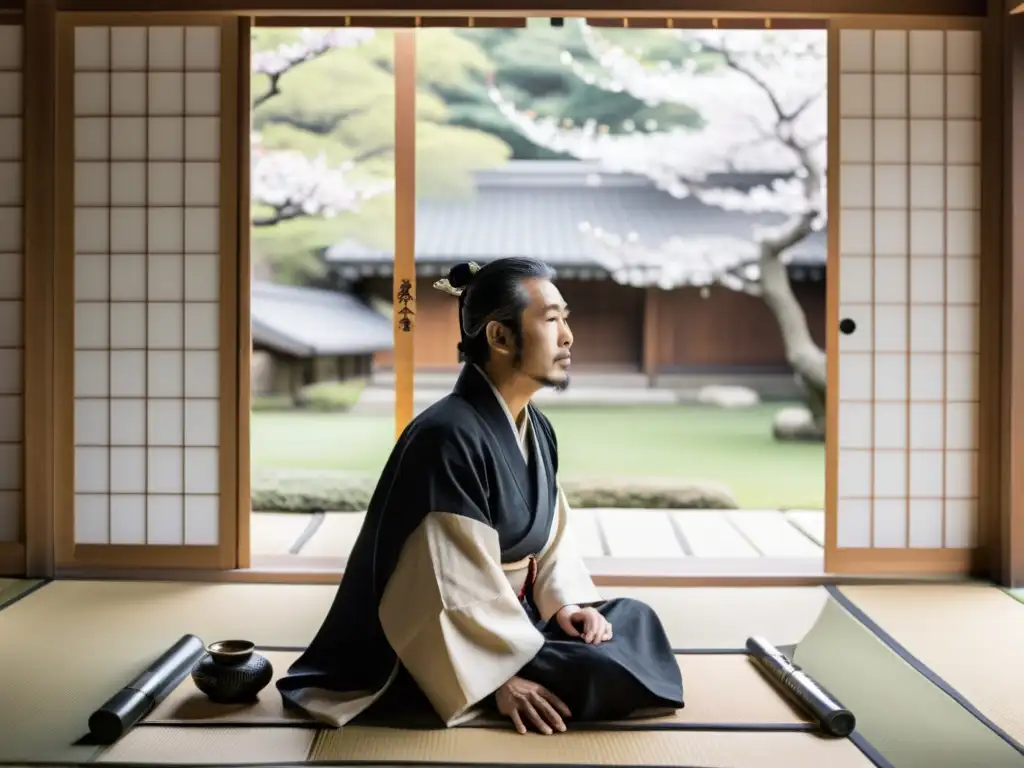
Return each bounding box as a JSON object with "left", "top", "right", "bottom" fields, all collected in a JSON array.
[{"left": 276, "top": 364, "right": 684, "bottom": 728}]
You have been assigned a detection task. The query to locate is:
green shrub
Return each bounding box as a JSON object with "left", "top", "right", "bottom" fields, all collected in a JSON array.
[
  {"left": 251, "top": 469, "right": 738, "bottom": 511},
  {"left": 559, "top": 477, "right": 738, "bottom": 509},
  {"left": 252, "top": 379, "right": 367, "bottom": 413}
]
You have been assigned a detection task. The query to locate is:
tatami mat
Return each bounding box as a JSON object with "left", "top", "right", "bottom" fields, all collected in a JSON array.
[
  {"left": 310, "top": 726, "right": 875, "bottom": 767},
  {"left": 98, "top": 726, "right": 316, "bottom": 764},
  {"left": 601, "top": 586, "right": 828, "bottom": 648},
  {"left": 795, "top": 595, "right": 1024, "bottom": 768},
  {"left": 89, "top": 724, "right": 879, "bottom": 767},
  {"left": 0, "top": 578, "right": 43, "bottom": 609},
  {"left": 834, "top": 584, "right": 1024, "bottom": 758},
  {"left": 0, "top": 579, "right": 827, "bottom": 762},
  {"left": 0, "top": 579, "right": 334, "bottom": 761},
  {"left": 144, "top": 649, "right": 810, "bottom": 729}
]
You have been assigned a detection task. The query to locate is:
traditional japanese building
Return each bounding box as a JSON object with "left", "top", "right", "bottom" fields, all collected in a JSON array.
[{"left": 324, "top": 160, "right": 827, "bottom": 379}]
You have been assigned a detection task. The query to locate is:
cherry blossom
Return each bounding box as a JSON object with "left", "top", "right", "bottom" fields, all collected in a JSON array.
[
  {"left": 252, "top": 28, "right": 375, "bottom": 105},
  {"left": 251, "top": 28, "right": 385, "bottom": 227},
  {"left": 251, "top": 133, "right": 392, "bottom": 227},
  {"left": 488, "top": 22, "right": 827, "bottom": 291},
  {"left": 578, "top": 225, "right": 765, "bottom": 295}
]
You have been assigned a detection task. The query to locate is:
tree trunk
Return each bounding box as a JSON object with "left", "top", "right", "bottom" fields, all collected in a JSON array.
[{"left": 758, "top": 243, "right": 827, "bottom": 439}]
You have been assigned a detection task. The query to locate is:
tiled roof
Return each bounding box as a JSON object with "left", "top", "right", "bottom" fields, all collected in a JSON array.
[
  {"left": 323, "top": 160, "right": 826, "bottom": 268},
  {"left": 251, "top": 281, "right": 393, "bottom": 357}
]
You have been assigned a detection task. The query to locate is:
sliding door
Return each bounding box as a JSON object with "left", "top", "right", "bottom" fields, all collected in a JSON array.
[
  {"left": 826, "top": 20, "right": 991, "bottom": 576},
  {"left": 54, "top": 14, "right": 241, "bottom": 570}
]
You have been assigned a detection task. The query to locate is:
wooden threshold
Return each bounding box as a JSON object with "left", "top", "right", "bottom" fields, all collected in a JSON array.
[
  {"left": 248, "top": 554, "right": 832, "bottom": 576},
  {"left": 55, "top": 553, "right": 975, "bottom": 587}
]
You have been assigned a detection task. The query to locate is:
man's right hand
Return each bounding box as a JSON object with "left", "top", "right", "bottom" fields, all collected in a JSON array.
[{"left": 495, "top": 676, "right": 572, "bottom": 735}]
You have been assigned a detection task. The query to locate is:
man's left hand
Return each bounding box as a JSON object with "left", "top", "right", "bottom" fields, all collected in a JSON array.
[{"left": 555, "top": 604, "right": 613, "bottom": 645}]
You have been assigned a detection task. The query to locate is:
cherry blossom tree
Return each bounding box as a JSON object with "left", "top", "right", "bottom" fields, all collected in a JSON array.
[
  {"left": 489, "top": 23, "right": 829, "bottom": 437},
  {"left": 251, "top": 28, "right": 391, "bottom": 229}
]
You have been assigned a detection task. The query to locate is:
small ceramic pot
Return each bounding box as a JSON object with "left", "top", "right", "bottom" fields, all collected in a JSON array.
[{"left": 190, "top": 639, "right": 274, "bottom": 704}]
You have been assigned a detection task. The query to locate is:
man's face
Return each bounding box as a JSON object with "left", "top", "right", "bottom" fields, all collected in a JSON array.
[{"left": 514, "top": 277, "right": 573, "bottom": 390}]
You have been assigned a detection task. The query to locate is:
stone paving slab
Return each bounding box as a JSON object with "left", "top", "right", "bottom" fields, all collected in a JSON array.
[
  {"left": 671, "top": 511, "right": 761, "bottom": 558},
  {"left": 725, "top": 510, "right": 823, "bottom": 557},
  {"left": 250, "top": 508, "right": 826, "bottom": 560},
  {"left": 299, "top": 512, "right": 367, "bottom": 558},
  {"left": 596, "top": 508, "right": 687, "bottom": 558},
  {"left": 566, "top": 508, "right": 607, "bottom": 557},
  {"left": 250, "top": 513, "right": 314, "bottom": 556},
  {"left": 785, "top": 509, "right": 826, "bottom": 547}
]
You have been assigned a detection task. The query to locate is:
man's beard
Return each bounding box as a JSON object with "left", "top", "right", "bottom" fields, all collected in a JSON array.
[
  {"left": 530, "top": 373, "right": 570, "bottom": 392},
  {"left": 512, "top": 351, "right": 570, "bottom": 392}
]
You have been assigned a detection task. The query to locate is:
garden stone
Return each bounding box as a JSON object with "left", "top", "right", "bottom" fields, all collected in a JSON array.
[
  {"left": 772, "top": 406, "right": 824, "bottom": 442},
  {"left": 696, "top": 385, "right": 760, "bottom": 408}
]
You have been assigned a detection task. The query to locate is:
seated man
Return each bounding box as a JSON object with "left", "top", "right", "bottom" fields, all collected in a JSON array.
[{"left": 276, "top": 257, "right": 684, "bottom": 735}]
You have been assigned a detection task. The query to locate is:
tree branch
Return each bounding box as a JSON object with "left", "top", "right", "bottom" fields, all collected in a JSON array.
[
  {"left": 490, "top": 24, "right": 827, "bottom": 223},
  {"left": 250, "top": 136, "right": 394, "bottom": 225},
  {"left": 250, "top": 28, "right": 384, "bottom": 228},
  {"left": 253, "top": 206, "right": 306, "bottom": 228},
  {"left": 252, "top": 73, "right": 283, "bottom": 110},
  {"left": 252, "top": 28, "right": 374, "bottom": 110},
  {"left": 259, "top": 106, "right": 377, "bottom": 138}
]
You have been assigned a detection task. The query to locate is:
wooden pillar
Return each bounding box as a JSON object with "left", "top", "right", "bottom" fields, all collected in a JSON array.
[
  {"left": 392, "top": 30, "right": 415, "bottom": 439},
  {"left": 235, "top": 16, "right": 252, "bottom": 570},
  {"left": 998, "top": 10, "right": 1024, "bottom": 587},
  {"left": 22, "top": 0, "right": 57, "bottom": 578}
]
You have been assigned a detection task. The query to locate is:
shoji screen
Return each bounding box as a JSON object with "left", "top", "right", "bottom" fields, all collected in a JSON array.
[
  {"left": 0, "top": 19, "right": 22, "bottom": 574},
  {"left": 832, "top": 25, "right": 982, "bottom": 573},
  {"left": 57, "top": 18, "right": 239, "bottom": 569}
]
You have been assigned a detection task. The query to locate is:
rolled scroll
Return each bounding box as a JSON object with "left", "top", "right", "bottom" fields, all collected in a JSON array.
[
  {"left": 745, "top": 635, "right": 856, "bottom": 737},
  {"left": 87, "top": 634, "right": 207, "bottom": 744}
]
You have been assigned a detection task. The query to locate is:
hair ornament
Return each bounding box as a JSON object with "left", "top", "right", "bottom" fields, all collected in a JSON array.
[
  {"left": 432, "top": 277, "right": 463, "bottom": 297},
  {"left": 432, "top": 261, "right": 481, "bottom": 297}
]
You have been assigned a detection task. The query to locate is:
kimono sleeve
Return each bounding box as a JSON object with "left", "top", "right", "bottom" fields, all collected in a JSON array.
[
  {"left": 531, "top": 484, "right": 603, "bottom": 622},
  {"left": 377, "top": 428, "right": 546, "bottom": 726}
]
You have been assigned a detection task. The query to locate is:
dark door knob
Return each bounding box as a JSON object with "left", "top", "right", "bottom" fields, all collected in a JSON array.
[{"left": 839, "top": 318, "right": 856, "bottom": 335}]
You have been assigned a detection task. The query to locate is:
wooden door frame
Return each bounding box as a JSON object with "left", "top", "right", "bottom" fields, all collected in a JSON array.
[
  {"left": 242, "top": 12, "right": 1000, "bottom": 582},
  {"left": 12, "top": 0, "right": 1024, "bottom": 587},
  {"left": 234, "top": 14, "right": 251, "bottom": 570},
  {"left": 998, "top": 8, "right": 1024, "bottom": 587},
  {"left": 46, "top": 1, "right": 991, "bottom": 18}
]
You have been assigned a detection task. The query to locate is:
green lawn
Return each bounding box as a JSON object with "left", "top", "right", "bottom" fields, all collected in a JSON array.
[{"left": 251, "top": 403, "right": 824, "bottom": 509}]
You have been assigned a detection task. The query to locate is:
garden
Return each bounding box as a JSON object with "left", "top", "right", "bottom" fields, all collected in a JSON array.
[{"left": 251, "top": 400, "right": 825, "bottom": 513}]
